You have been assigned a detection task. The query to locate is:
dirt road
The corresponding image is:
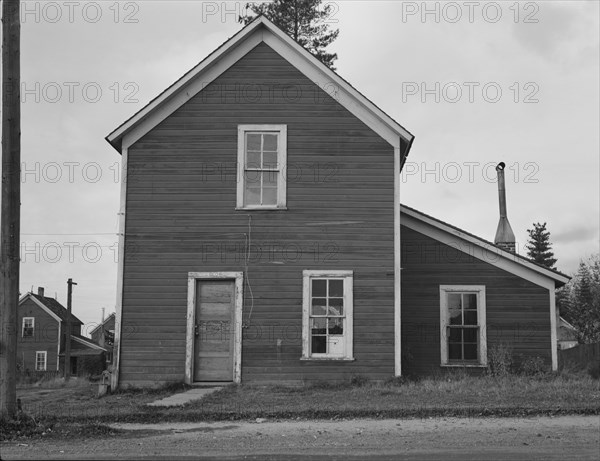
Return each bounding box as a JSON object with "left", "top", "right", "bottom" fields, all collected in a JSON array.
[{"left": 2, "top": 416, "right": 599, "bottom": 460}]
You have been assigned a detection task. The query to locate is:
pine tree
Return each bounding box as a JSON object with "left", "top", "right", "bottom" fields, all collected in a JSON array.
[
  {"left": 239, "top": 0, "right": 339, "bottom": 70},
  {"left": 525, "top": 222, "right": 557, "bottom": 268},
  {"left": 557, "top": 255, "right": 600, "bottom": 344},
  {"left": 569, "top": 258, "right": 600, "bottom": 343}
]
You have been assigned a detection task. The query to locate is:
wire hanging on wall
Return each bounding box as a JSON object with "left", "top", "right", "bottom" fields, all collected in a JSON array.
[{"left": 243, "top": 214, "right": 255, "bottom": 328}]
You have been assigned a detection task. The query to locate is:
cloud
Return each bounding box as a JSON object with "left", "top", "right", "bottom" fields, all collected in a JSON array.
[
  {"left": 553, "top": 226, "right": 600, "bottom": 245},
  {"left": 511, "top": 2, "right": 598, "bottom": 65}
]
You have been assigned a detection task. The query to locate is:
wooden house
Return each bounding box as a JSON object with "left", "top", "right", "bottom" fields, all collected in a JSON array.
[
  {"left": 557, "top": 317, "right": 578, "bottom": 350},
  {"left": 90, "top": 313, "right": 116, "bottom": 366},
  {"left": 106, "top": 17, "right": 569, "bottom": 388},
  {"left": 18, "top": 287, "right": 106, "bottom": 374}
]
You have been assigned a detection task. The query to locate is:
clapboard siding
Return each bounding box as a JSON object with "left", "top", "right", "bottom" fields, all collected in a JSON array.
[
  {"left": 400, "top": 225, "right": 552, "bottom": 377},
  {"left": 120, "top": 42, "right": 396, "bottom": 385},
  {"left": 17, "top": 299, "right": 60, "bottom": 371}
]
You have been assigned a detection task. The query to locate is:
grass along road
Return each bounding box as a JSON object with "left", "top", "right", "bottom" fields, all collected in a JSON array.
[{"left": 2, "top": 372, "right": 598, "bottom": 438}]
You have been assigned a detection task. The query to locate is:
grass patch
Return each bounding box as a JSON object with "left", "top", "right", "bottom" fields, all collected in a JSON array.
[
  {"left": 182, "top": 372, "right": 600, "bottom": 420},
  {"left": 4, "top": 371, "right": 598, "bottom": 440}
]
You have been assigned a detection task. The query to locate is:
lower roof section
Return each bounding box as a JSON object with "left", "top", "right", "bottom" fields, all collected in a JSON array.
[{"left": 400, "top": 204, "right": 570, "bottom": 289}]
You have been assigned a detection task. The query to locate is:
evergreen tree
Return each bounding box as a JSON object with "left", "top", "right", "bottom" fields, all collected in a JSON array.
[
  {"left": 526, "top": 222, "right": 557, "bottom": 268},
  {"left": 239, "top": 0, "right": 339, "bottom": 70},
  {"left": 557, "top": 255, "right": 600, "bottom": 344}
]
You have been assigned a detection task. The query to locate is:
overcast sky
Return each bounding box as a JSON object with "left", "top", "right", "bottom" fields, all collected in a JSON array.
[{"left": 8, "top": 0, "right": 599, "bottom": 335}]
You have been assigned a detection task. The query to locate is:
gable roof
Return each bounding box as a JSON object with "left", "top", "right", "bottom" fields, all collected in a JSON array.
[
  {"left": 106, "top": 15, "right": 414, "bottom": 154},
  {"left": 20, "top": 293, "right": 84, "bottom": 325},
  {"left": 400, "top": 204, "right": 570, "bottom": 288},
  {"left": 89, "top": 312, "right": 116, "bottom": 336}
]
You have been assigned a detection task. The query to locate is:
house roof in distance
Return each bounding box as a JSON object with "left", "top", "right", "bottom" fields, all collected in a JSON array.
[
  {"left": 106, "top": 15, "right": 414, "bottom": 155},
  {"left": 59, "top": 334, "right": 107, "bottom": 355},
  {"left": 20, "top": 292, "right": 84, "bottom": 325},
  {"left": 89, "top": 312, "right": 116, "bottom": 336},
  {"left": 400, "top": 204, "right": 570, "bottom": 287}
]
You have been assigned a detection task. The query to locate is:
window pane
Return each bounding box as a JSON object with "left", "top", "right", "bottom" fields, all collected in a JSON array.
[
  {"left": 448, "top": 327, "right": 462, "bottom": 342},
  {"left": 246, "top": 133, "right": 261, "bottom": 151},
  {"left": 463, "top": 327, "right": 478, "bottom": 343},
  {"left": 262, "top": 173, "right": 278, "bottom": 206},
  {"left": 263, "top": 172, "right": 278, "bottom": 188},
  {"left": 245, "top": 169, "right": 261, "bottom": 184},
  {"left": 329, "top": 280, "right": 343, "bottom": 297},
  {"left": 448, "top": 293, "right": 462, "bottom": 325},
  {"left": 264, "top": 187, "right": 278, "bottom": 203},
  {"left": 311, "top": 335, "right": 326, "bottom": 354},
  {"left": 328, "top": 297, "right": 344, "bottom": 316},
  {"left": 448, "top": 293, "right": 461, "bottom": 310},
  {"left": 245, "top": 185, "right": 260, "bottom": 206},
  {"left": 328, "top": 318, "right": 343, "bottom": 335},
  {"left": 448, "top": 307, "right": 462, "bottom": 325},
  {"left": 263, "top": 151, "right": 278, "bottom": 168},
  {"left": 262, "top": 188, "right": 277, "bottom": 206},
  {"left": 448, "top": 344, "right": 462, "bottom": 360},
  {"left": 312, "top": 280, "right": 326, "bottom": 297},
  {"left": 464, "top": 294, "right": 478, "bottom": 310},
  {"left": 311, "top": 318, "right": 327, "bottom": 334},
  {"left": 263, "top": 134, "right": 277, "bottom": 151},
  {"left": 247, "top": 150, "right": 261, "bottom": 168},
  {"left": 463, "top": 344, "right": 478, "bottom": 360},
  {"left": 464, "top": 310, "right": 478, "bottom": 325},
  {"left": 311, "top": 298, "right": 327, "bottom": 316}
]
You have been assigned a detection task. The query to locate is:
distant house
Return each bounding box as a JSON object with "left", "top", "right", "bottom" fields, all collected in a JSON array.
[
  {"left": 558, "top": 317, "right": 578, "bottom": 350},
  {"left": 106, "top": 16, "right": 570, "bottom": 388},
  {"left": 90, "top": 313, "right": 116, "bottom": 366},
  {"left": 18, "top": 287, "right": 106, "bottom": 374}
]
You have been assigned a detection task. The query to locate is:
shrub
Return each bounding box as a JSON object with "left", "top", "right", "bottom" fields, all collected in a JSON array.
[
  {"left": 349, "top": 374, "right": 369, "bottom": 387},
  {"left": 520, "top": 356, "right": 547, "bottom": 376},
  {"left": 384, "top": 376, "right": 407, "bottom": 387},
  {"left": 487, "top": 343, "right": 514, "bottom": 377},
  {"left": 588, "top": 361, "right": 600, "bottom": 379}
]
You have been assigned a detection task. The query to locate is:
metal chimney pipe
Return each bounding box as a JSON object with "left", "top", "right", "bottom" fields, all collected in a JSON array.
[
  {"left": 496, "top": 162, "right": 508, "bottom": 218},
  {"left": 494, "top": 162, "right": 516, "bottom": 252}
]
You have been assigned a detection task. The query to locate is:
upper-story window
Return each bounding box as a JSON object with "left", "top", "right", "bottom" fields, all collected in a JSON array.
[
  {"left": 22, "top": 317, "right": 34, "bottom": 338},
  {"left": 237, "top": 125, "right": 287, "bottom": 210}
]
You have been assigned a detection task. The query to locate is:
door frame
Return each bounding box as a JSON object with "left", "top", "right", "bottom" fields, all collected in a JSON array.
[{"left": 185, "top": 272, "right": 243, "bottom": 384}]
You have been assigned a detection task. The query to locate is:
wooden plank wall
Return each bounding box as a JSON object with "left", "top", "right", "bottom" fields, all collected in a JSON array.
[
  {"left": 120, "top": 43, "right": 396, "bottom": 386},
  {"left": 400, "top": 225, "right": 552, "bottom": 377}
]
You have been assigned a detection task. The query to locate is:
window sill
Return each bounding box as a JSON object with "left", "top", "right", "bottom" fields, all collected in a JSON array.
[
  {"left": 235, "top": 206, "right": 288, "bottom": 211},
  {"left": 441, "top": 363, "right": 487, "bottom": 368},
  {"left": 300, "top": 357, "right": 355, "bottom": 362}
]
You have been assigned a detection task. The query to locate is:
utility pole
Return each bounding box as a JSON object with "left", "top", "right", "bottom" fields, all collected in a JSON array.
[
  {"left": 64, "top": 278, "right": 77, "bottom": 380},
  {"left": 0, "top": 0, "right": 21, "bottom": 420}
]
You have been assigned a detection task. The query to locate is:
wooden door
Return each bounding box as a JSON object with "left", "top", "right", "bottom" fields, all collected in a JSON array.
[{"left": 193, "top": 280, "right": 235, "bottom": 381}]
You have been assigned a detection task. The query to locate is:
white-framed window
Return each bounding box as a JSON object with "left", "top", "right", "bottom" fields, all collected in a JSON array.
[
  {"left": 22, "top": 317, "right": 34, "bottom": 338},
  {"left": 35, "top": 351, "right": 47, "bottom": 371},
  {"left": 237, "top": 125, "right": 287, "bottom": 209},
  {"left": 440, "top": 285, "right": 487, "bottom": 366},
  {"left": 302, "top": 270, "right": 354, "bottom": 360}
]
